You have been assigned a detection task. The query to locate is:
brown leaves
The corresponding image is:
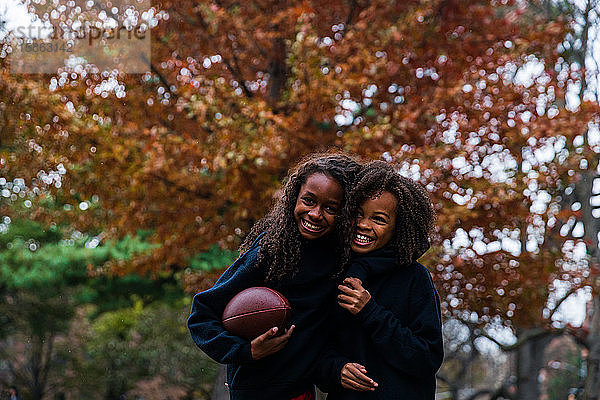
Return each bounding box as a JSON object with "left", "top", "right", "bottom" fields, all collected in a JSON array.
[{"left": 2, "top": 1, "right": 600, "bottom": 336}]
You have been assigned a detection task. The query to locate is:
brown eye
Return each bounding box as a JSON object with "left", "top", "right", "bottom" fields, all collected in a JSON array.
[
  {"left": 302, "top": 196, "right": 315, "bottom": 206},
  {"left": 373, "top": 216, "right": 387, "bottom": 225},
  {"left": 324, "top": 205, "right": 338, "bottom": 214}
]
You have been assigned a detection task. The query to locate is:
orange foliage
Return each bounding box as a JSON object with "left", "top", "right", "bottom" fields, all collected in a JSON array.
[{"left": 2, "top": 1, "right": 599, "bottom": 331}]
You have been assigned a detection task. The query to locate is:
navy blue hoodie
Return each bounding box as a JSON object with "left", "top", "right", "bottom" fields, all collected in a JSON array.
[
  {"left": 188, "top": 233, "right": 339, "bottom": 400},
  {"left": 314, "top": 246, "right": 444, "bottom": 399}
]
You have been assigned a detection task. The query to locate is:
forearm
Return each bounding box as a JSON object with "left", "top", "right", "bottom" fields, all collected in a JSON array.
[{"left": 187, "top": 242, "right": 264, "bottom": 365}]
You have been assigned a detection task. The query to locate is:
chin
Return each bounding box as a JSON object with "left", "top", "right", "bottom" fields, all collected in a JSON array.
[
  {"left": 300, "top": 232, "right": 320, "bottom": 240},
  {"left": 298, "top": 228, "right": 328, "bottom": 240},
  {"left": 351, "top": 245, "right": 371, "bottom": 254}
]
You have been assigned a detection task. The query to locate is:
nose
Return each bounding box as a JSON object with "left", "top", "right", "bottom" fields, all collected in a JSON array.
[
  {"left": 307, "top": 206, "right": 323, "bottom": 220},
  {"left": 356, "top": 217, "right": 370, "bottom": 231}
]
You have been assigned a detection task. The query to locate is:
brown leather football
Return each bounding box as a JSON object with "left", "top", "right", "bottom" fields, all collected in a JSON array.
[{"left": 222, "top": 287, "right": 292, "bottom": 340}]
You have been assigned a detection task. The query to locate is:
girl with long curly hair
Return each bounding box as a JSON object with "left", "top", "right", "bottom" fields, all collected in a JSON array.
[
  {"left": 316, "top": 160, "right": 444, "bottom": 399},
  {"left": 188, "top": 152, "right": 361, "bottom": 400}
]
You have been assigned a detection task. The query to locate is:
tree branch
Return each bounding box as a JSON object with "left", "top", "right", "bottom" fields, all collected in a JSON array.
[
  {"left": 345, "top": 0, "right": 358, "bottom": 31},
  {"left": 548, "top": 287, "right": 580, "bottom": 321},
  {"left": 481, "top": 327, "right": 561, "bottom": 352},
  {"left": 332, "top": 0, "right": 360, "bottom": 41},
  {"left": 456, "top": 316, "right": 563, "bottom": 352}
]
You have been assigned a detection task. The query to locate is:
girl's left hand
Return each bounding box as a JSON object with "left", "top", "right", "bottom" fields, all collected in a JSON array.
[{"left": 337, "top": 277, "right": 371, "bottom": 314}]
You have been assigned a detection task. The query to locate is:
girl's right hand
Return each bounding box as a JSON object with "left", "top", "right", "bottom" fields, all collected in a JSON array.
[
  {"left": 250, "top": 325, "right": 295, "bottom": 360},
  {"left": 341, "top": 363, "right": 378, "bottom": 391},
  {"left": 337, "top": 277, "right": 371, "bottom": 315}
]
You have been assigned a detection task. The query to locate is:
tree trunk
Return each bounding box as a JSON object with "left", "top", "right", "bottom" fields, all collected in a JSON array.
[
  {"left": 578, "top": 169, "right": 600, "bottom": 400},
  {"left": 515, "top": 331, "right": 553, "bottom": 400},
  {"left": 211, "top": 364, "right": 228, "bottom": 400},
  {"left": 268, "top": 37, "right": 287, "bottom": 103},
  {"left": 585, "top": 295, "right": 600, "bottom": 400},
  {"left": 29, "top": 334, "right": 54, "bottom": 400}
]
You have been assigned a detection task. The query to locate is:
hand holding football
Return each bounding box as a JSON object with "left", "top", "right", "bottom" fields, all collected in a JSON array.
[{"left": 222, "top": 287, "right": 292, "bottom": 340}]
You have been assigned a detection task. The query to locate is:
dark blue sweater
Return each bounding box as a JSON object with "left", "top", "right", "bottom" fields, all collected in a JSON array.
[
  {"left": 315, "top": 246, "right": 444, "bottom": 399},
  {"left": 187, "top": 234, "right": 339, "bottom": 400}
]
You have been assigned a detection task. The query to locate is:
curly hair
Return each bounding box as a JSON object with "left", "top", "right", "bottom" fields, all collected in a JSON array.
[
  {"left": 240, "top": 152, "right": 361, "bottom": 285},
  {"left": 344, "top": 160, "right": 435, "bottom": 265}
]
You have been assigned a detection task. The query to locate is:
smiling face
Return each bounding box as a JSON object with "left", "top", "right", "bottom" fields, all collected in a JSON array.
[
  {"left": 293, "top": 172, "right": 344, "bottom": 240},
  {"left": 352, "top": 191, "right": 398, "bottom": 254}
]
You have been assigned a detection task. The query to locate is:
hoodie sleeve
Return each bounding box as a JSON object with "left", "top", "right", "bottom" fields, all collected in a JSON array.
[
  {"left": 355, "top": 264, "right": 444, "bottom": 377},
  {"left": 187, "top": 239, "right": 265, "bottom": 365},
  {"left": 309, "top": 344, "right": 349, "bottom": 393}
]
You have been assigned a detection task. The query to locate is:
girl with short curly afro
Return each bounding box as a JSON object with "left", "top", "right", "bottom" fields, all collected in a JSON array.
[
  {"left": 341, "top": 159, "right": 435, "bottom": 270},
  {"left": 189, "top": 152, "right": 362, "bottom": 400},
  {"left": 316, "top": 160, "right": 444, "bottom": 400}
]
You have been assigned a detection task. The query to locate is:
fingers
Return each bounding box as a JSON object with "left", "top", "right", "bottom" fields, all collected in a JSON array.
[
  {"left": 282, "top": 324, "right": 295, "bottom": 338},
  {"left": 338, "top": 284, "right": 356, "bottom": 296},
  {"left": 337, "top": 293, "right": 355, "bottom": 304},
  {"left": 338, "top": 278, "right": 367, "bottom": 298},
  {"left": 354, "top": 363, "right": 368, "bottom": 373},
  {"left": 348, "top": 363, "right": 377, "bottom": 387},
  {"left": 337, "top": 295, "right": 360, "bottom": 314},
  {"left": 259, "top": 325, "right": 295, "bottom": 342},
  {"left": 347, "top": 277, "right": 363, "bottom": 286},
  {"left": 266, "top": 325, "right": 294, "bottom": 350},
  {"left": 250, "top": 325, "right": 295, "bottom": 360},
  {"left": 341, "top": 363, "right": 378, "bottom": 392},
  {"left": 338, "top": 278, "right": 371, "bottom": 315},
  {"left": 341, "top": 377, "right": 372, "bottom": 391},
  {"left": 257, "top": 326, "right": 280, "bottom": 340},
  {"left": 344, "top": 277, "right": 363, "bottom": 290},
  {"left": 338, "top": 286, "right": 360, "bottom": 305}
]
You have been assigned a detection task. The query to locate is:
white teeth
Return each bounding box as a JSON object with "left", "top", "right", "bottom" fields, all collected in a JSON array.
[
  {"left": 355, "top": 234, "right": 374, "bottom": 244},
  {"left": 303, "top": 220, "right": 324, "bottom": 231}
]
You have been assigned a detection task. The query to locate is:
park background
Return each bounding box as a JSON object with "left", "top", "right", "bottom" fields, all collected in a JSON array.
[{"left": 1, "top": 0, "right": 600, "bottom": 399}]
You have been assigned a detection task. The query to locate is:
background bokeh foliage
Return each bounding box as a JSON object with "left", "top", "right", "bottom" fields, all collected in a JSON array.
[{"left": 2, "top": 0, "right": 600, "bottom": 399}]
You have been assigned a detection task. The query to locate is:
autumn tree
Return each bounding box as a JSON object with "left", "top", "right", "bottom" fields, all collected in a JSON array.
[
  {"left": 535, "top": 0, "right": 600, "bottom": 397},
  {"left": 2, "top": 1, "right": 600, "bottom": 398}
]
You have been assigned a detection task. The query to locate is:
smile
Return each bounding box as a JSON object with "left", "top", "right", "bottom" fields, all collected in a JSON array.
[
  {"left": 354, "top": 233, "right": 375, "bottom": 246},
  {"left": 301, "top": 219, "right": 326, "bottom": 233}
]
